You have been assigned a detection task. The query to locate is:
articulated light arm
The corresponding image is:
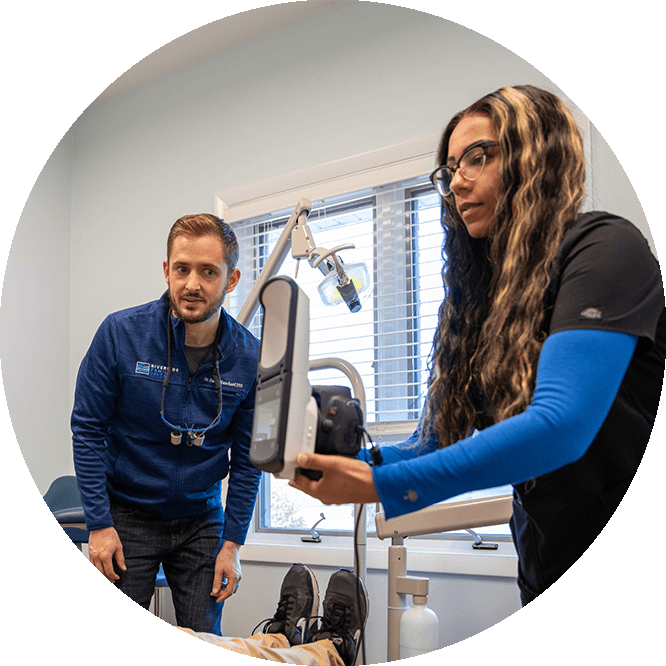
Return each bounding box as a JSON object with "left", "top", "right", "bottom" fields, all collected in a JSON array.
[{"left": 236, "top": 198, "right": 313, "bottom": 328}]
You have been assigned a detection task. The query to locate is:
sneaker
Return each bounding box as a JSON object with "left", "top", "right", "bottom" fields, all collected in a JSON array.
[
  {"left": 309, "top": 568, "right": 369, "bottom": 666},
  {"left": 253, "top": 563, "right": 320, "bottom": 646}
]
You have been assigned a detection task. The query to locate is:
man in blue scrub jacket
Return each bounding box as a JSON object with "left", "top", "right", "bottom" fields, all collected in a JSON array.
[{"left": 72, "top": 214, "right": 261, "bottom": 634}]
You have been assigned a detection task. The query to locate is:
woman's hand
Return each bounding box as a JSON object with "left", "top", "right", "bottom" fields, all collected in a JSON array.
[{"left": 289, "top": 452, "right": 380, "bottom": 505}]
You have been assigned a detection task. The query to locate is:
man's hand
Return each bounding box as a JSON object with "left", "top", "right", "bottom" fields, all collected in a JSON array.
[
  {"left": 210, "top": 540, "right": 242, "bottom": 603},
  {"left": 88, "top": 526, "right": 126, "bottom": 583}
]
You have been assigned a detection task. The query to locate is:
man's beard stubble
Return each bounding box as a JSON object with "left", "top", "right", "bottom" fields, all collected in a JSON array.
[{"left": 169, "top": 288, "right": 226, "bottom": 325}]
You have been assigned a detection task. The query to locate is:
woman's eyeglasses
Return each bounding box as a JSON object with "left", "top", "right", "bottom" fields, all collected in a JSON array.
[{"left": 429, "top": 140, "right": 498, "bottom": 197}]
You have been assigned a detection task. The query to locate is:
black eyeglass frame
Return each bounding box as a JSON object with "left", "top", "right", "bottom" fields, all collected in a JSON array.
[{"left": 429, "top": 140, "right": 499, "bottom": 197}]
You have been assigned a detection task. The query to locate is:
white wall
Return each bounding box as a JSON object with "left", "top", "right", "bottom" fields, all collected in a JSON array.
[
  {"left": 0, "top": 0, "right": 652, "bottom": 660},
  {"left": 0, "top": 131, "right": 74, "bottom": 493}
]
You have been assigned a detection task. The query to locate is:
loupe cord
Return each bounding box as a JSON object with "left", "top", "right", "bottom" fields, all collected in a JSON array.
[{"left": 160, "top": 308, "right": 224, "bottom": 442}]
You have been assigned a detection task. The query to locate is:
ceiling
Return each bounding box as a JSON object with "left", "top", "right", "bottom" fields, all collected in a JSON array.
[{"left": 97, "top": 1, "right": 344, "bottom": 101}]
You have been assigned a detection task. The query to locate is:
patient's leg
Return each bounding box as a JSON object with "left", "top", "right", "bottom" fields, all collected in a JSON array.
[{"left": 178, "top": 628, "right": 342, "bottom": 666}]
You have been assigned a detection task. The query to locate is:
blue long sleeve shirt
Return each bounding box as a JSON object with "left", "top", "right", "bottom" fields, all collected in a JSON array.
[
  {"left": 367, "top": 329, "right": 636, "bottom": 519},
  {"left": 71, "top": 292, "right": 261, "bottom": 543}
]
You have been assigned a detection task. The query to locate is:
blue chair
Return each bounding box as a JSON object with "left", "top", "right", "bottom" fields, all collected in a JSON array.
[
  {"left": 43, "top": 475, "right": 168, "bottom": 616},
  {"left": 43, "top": 475, "right": 88, "bottom": 548}
]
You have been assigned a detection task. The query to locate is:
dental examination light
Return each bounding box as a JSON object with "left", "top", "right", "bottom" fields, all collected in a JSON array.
[
  {"left": 316, "top": 257, "right": 371, "bottom": 313},
  {"left": 291, "top": 219, "right": 372, "bottom": 313},
  {"left": 236, "top": 198, "right": 372, "bottom": 328},
  {"left": 249, "top": 275, "right": 365, "bottom": 480}
]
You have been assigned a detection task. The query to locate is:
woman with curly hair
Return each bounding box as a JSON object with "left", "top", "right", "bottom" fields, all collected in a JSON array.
[{"left": 293, "top": 85, "right": 665, "bottom": 604}]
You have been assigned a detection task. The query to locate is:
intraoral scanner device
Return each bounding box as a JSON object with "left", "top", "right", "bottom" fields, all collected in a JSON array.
[{"left": 249, "top": 275, "right": 364, "bottom": 480}]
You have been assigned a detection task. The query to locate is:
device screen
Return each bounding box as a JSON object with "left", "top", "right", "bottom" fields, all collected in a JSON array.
[
  {"left": 250, "top": 381, "right": 286, "bottom": 472},
  {"left": 253, "top": 397, "right": 280, "bottom": 442}
]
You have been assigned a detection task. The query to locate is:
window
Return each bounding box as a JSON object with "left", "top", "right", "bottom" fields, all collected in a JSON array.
[
  {"left": 227, "top": 176, "right": 450, "bottom": 532},
  {"left": 228, "top": 178, "right": 444, "bottom": 424}
]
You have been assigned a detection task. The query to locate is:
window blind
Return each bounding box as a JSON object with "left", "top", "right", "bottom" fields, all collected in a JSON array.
[{"left": 227, "top": 175, "right": 443, "bottom": 424}]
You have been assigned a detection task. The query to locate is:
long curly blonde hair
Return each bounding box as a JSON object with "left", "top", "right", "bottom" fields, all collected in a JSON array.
[{"left": 422, "top": 85, "right": 586, "bottom": 448}]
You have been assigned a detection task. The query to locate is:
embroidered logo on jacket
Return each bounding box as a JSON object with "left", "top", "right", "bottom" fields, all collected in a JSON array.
[{"left": 135, "top": 361, "right": 179, "bottom": 379}]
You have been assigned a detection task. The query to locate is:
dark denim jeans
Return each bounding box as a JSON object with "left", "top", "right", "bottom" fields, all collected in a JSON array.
[{"left": 110, "top": 498, "right": 225, "bottom": 634}]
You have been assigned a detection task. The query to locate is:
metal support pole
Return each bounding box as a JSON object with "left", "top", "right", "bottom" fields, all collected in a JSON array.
[{"left": 387, "top": 537, "right": 407, "bottom": 662}]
